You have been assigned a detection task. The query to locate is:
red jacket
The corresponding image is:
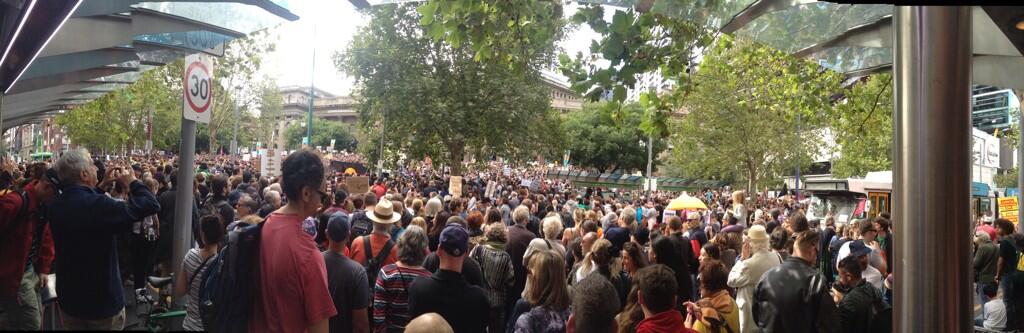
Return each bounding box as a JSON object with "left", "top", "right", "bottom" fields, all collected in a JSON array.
[
  {"left": 636, "top": 310, "right": 696, "bottom": 333},
  {"left": 0, "top": 182, "right": 55, "bottom": 299}
]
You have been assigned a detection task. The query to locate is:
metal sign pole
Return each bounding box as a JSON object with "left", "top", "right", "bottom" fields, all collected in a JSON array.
[
  {"left": 172, "top": 53, "right": 211, "bottom": 305},
  {"left": 171, "top": 117, "right": 196, "bottom": 306}
]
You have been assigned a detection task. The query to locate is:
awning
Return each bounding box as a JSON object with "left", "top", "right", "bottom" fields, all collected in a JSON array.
[{"left": 0, "top": 0, "right": 299, "bottom": 129}]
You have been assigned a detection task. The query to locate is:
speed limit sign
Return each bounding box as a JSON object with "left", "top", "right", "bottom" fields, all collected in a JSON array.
[{"left": 182, "top": 53, "right": 214, "bottom": 123}]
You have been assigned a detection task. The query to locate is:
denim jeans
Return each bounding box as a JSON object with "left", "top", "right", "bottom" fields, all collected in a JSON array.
[
  {"left": 977, "top": 282, "right": 995, "bottom": 315},
  {"left": 1002, "top": 276, "right": 1017, "bottom": 331}
]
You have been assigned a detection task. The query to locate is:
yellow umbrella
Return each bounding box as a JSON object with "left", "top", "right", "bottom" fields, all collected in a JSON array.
[{"left": 667, "top": 194, "right": 708, "bottom": 210}]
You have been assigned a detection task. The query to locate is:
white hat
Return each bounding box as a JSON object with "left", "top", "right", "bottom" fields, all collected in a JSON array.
[{"left": 747, "top": 225, "right": 769, "bottom": 241}]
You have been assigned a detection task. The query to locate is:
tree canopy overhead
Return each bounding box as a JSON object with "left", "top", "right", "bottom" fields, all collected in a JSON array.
[
  {"left": 416, "top": 0, "right": 567, "bottom": 71},
  {"left": 663, "top": 36, "right": 843, "bottom": 192},
  {"left": 337, "top": 4, "right": 564, "bottom": 175},
  {"left": 829, "top": 73, "right": 893, "bottom": 178}
]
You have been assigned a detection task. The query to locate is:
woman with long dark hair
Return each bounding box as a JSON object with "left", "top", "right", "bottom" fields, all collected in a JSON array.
[{"left": 649, "top": 235, "right": 694, "bottom": 307}]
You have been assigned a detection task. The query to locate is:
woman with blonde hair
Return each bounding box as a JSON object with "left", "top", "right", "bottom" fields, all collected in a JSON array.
[
  {"left": 411, "top": 198, "right": 424, "bottom": 217},
  {"left": 512, "top": 250, "right": 572, "bottom": 333},
  {"left": 409, "top": 216, "right": 428, "bottom": 232},
  {"left": 731, "top": 191, "right": 747, "bottom": 227},
  {"left": 575, "top": 239, "right": 629, "bottom": 309}
]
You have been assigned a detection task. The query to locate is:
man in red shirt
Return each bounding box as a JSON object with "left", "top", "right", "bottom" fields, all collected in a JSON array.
[
  {"left": 0, "top": 174, "right": 57, "bottom": 330},
  {"left": 635, "top": 265, "right": 696, "bottom": 333},
  {"left": 348, "top": 199, "right": 401, "bottom": 268},
  {"left": 372, "top": 180, "right": 386, "bottom": 200},
  {"left": 251, "top": 149, "right": 336, "bottom": 332}
]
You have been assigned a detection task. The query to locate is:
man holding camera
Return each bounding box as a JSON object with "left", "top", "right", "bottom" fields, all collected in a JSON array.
[{"left": 48, "top": 148, "right": 161, "bottom": 330}]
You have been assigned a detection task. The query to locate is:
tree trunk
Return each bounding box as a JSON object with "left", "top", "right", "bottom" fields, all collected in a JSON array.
[
  {"left": 746, "top": 163, "right": 757, "bottom": 195},
  {"left": 447, "top": 140, "right": 465, "bottom": 176},
  {"left": 209, "top": 126, "right": 217, "bottom": 154}
]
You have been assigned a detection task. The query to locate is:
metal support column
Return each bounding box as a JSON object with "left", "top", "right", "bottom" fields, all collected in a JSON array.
[
  {"left": 893, "top": 6, "right": 972, "bottom": 333},
  {"left": 171, "top": 118, "right": 197, "bottom": 305}
]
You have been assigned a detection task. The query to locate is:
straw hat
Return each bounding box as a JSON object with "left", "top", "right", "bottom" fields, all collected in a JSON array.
[
  {"left": 368, "top": 199, "right": 402, "bottom": 224},
  {"left": 747, "top": 225, "right": 769, "bottom": 241}
]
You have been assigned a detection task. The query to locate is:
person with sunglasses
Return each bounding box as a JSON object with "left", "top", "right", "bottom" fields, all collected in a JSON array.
[{"left": 251, "top": 148, "right": 336, "bottom": 333}]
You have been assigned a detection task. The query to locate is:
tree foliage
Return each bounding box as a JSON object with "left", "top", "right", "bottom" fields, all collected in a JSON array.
[
  {"left": 56, "top": 65, "right": 180, "bottom": 152},
  {"left": 337, "top": 4, "right": 564, "bottom": 175},
  {"left": 563, "top": 102, "right": 666, "bottom": 173},
  {"left": 829, "top": 73, "right": 893, "bottom": 178},
  {"left": 996, "top": 168, "right": 1018, "bottom": 189},
  {"left": 558, "top": 4, "right": 718, "bottom": 139},
  {"left": 416, "top": 0, "right": 566, "bottom": 71},
  {"left": 284, "top": 119, "right": 355, "bottom": 151},
  {"left": 205, "top": 30, "right": 277, "bottom": 153},
  {"left": 663, "top": 36, "right": 843, "bottom": 192}
]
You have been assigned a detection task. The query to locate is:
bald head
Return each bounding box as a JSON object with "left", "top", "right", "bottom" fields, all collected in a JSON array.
[{"left": 404, "top": 313, "right": 453, "bottom": 333}]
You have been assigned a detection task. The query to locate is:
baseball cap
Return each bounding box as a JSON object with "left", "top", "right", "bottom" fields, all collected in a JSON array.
[
  {"left": 603, "top": 227, "right": 630, "bottom": 256},
  {"left": 849, "top": 240, "right": 871, "bottom": 257},
  {"left": 439, "top": 224, "right": 469, "bottom": 257},
  {"left": 326, "top": 213, "right": 351, "bottom": 243}
]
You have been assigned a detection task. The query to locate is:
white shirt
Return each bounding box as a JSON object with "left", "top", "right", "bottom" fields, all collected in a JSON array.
[
  {"left": 862, "top": 265, "right": 884, "bottom": 292},
  {"left": 984, "top": 299, "right": 1007, "bottom": 330},
  {"left": 836, "top": 241, "right": 886, "bottom": 273}
]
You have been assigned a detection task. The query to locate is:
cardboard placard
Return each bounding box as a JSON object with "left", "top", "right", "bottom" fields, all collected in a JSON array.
[
  {"left": 449, "top": 176, "right": 462, "bottom": 198},
  {"left": 347, "top": 176, "right": 370, "bottom": 194},
  {"left": 1000, "top": 197, "right": 1019, "bottom": 224}
]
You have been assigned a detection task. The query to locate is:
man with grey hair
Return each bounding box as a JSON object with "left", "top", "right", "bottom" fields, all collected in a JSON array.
[
  {"left": 728, "top": 225, "right": 781, "bottom": 333},
  {"left": 226, "top": 194, "right": 260, "bottom": 231},
  {"left": 259, "top": 190, "right": 281, "bottom": 218},
  {"left": 504, "top": 205, "right": 536, "bottom": 321},
  {"left": 48, "top": 148, "right": 160, "bottom": 330}
]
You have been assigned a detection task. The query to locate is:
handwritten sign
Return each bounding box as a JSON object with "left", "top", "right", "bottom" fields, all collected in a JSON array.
[
  {"left": 1000, "top": 197, "right": 1019, "bottom": 224},
  {"left": 347, "top": 176, "right": 370, "bottom": 194},
  {"left": 449, "top": 176, "right": 462, "bottom": 198}
]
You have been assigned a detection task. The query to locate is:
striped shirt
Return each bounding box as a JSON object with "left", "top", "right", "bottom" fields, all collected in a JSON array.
[
  {"left": 470, "top": 243, "right": 515, "bottom": 308},
  {"left": 182, "top": 248, "right": 213, "bottom": 331},
  {"left": 372, "top": 264, "right": 431, "bottom": 333}
]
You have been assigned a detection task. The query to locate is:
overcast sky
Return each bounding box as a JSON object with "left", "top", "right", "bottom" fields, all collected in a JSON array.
[{"left": 262, "top": 1, "right": 607, "bottom": 96}]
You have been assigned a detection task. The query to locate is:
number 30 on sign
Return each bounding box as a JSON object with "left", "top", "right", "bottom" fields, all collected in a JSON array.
[{"left": 182, "top": 53, "right": 214, "bottom": 123}]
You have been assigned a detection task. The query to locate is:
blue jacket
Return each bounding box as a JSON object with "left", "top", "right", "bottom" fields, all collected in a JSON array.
[{"left": 48, "top": 181, "right": 160, "bottom": 319}]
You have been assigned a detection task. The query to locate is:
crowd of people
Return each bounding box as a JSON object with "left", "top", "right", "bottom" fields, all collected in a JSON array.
[{"left": 0, "top": 146, "right": 1007, "bottom": 332}]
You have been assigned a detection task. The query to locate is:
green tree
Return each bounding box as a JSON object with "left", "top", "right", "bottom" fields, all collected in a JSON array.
[
  {"left": 254, "top": 78, "right": 284, "bottom": 147},
  {"left": 664, "top": 36, "right": 842, "bottom": 192},
  {"left": 563, "top": 102, "right": 666, "bottom": 173},
  {"left": 206, "top": 29, "right": 277, "bottom": 153},
  {"left": 416, "top": 0, "right": 566, "bottom": 71},
  {"left": 57, "top": 65, "right": 181, "bottom": 152},
  {"left": 996, "top": 169, "right": 1018, "bottom": 189},
  {"left": 284, "top": 119, "right": 355, "bottom": 151},
  {"left": 829, "top": 73, "right": 893, "bottom": 178},
  {"left": 558, "top": 4, "right": 721, "bottom": 139},
  {"left": 336, "top": 4, "right": 564, "bottom": 176}
]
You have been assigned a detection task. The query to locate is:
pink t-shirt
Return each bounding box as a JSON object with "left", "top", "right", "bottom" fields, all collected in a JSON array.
[{"left": 251, "top": 213, "right": 337, "bottom": 332}]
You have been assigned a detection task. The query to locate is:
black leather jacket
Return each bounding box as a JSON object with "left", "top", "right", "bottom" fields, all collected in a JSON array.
[{"left": 753, "top": 256, "right": 840, "bottom": 333}]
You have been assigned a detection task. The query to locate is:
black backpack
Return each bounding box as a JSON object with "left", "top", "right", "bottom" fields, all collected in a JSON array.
[
  {"left": 199, "top": 221, "right": 264, "bottom": 332},
  {"left": 350, "top": 210, "right": 373, "bottom": 240}
]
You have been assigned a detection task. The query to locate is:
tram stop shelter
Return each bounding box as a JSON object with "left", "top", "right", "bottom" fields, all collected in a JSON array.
[
  {"left": 0, "top": 0, "right": 299, "bottom": 323},
  {"left": 349, "top": 1, "right": 1024, "bottom": 331}
]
